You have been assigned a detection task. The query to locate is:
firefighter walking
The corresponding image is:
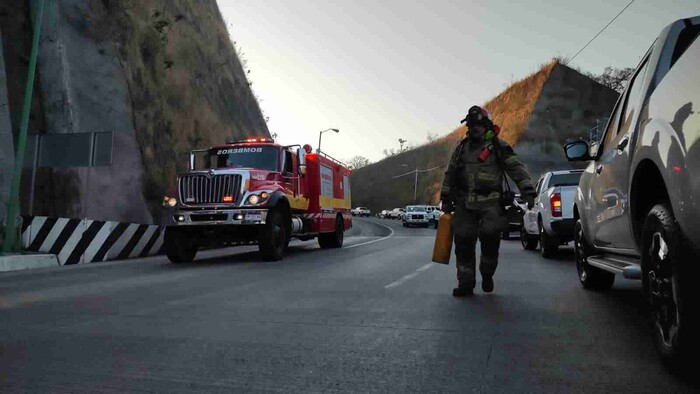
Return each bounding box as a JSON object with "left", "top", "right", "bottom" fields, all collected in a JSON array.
[{"left": 441, "top": 106, "right": 536, "bottom": 296}]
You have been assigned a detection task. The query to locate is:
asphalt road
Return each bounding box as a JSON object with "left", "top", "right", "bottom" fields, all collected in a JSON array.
[{"left": 1, "top": 218, "right": 697, "bottom": 393}]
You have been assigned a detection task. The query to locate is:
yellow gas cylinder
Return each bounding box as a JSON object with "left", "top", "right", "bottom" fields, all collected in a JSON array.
[{"left": 432, "top": 213, "right": 454, "bottom": 264}]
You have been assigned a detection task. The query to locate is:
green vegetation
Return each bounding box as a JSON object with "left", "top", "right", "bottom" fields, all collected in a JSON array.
[{"left": 104, "top": 0, "right": 269, "bottom": 218}]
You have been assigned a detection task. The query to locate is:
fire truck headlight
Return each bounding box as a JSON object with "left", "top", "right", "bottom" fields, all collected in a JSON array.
[
  {"left": 167, "top": 197, "right": 178, "bottom": 207},
  {"left": 247, "top": 194, "right": 260, "bottom": 205}
]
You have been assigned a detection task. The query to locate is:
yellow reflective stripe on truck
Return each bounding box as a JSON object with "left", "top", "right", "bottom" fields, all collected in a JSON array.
[
  {"left": 319, "top": 196, "right": 350, "bottom": 210},
  {"left": 286, "top": 194, "right": 310, "bottom": 210}
]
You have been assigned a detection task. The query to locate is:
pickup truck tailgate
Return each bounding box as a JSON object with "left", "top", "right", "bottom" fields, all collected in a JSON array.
[{"left": 558, "top": 186, "right": 577, "bottom": 219}]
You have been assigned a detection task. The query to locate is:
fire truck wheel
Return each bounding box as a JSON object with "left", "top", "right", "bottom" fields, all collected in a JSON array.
[
  {"left": 319, "top": 216, "right": 344, "bottom": 249},
  {"left": 164, "top": 229, "right": 197, "bottom": 263},
  {"left": 258, "top": 209, "right": 288, "bottom": 261}
]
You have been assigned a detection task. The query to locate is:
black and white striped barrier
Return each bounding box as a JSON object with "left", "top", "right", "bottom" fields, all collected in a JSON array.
[{"left": 21, "top": 216, "right": 164, "bottom": 265}]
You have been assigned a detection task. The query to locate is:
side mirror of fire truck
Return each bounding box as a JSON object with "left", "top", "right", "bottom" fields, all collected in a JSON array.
[
  {"left": 298, "top": 146, "right": 310, "bottom": 176},
  {"left": 189, "top": 149, "right": 209, "bottom": 171}
]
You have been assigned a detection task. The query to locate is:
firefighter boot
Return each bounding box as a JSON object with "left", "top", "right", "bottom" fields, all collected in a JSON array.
[
  {"left": 481, "top": 276, "right": 494, "bottom": 293},
  {"left": 452, "top": 287, "right": 474, "bottom": 297}
]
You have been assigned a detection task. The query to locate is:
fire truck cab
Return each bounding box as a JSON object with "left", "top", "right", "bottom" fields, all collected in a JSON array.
[{"left": 164, "top": 138, "right": 352, "bottom": 262}]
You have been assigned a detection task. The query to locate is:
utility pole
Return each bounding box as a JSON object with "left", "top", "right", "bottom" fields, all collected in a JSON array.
[
  {"left": 393, "top": 165, "right": 442, "bottom": 204},
  {"left": 3, "top": 0, "right": 45, "bottom": 253},
  {"left": 398, "top": 138, "right": 407, "bottom": 152}
]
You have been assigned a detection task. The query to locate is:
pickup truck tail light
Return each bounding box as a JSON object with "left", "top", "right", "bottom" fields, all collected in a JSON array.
[{"left": 550, "top": 193, "right": 562, "bottom": 217}]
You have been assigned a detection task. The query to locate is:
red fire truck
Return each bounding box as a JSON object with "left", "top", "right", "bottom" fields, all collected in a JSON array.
[{"left": 163, "top": 138, "right": 352, "bottom": 262}]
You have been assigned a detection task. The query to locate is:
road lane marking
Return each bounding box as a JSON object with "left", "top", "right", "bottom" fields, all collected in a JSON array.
[
  {"left": 344, "top": 222, "right": 395, "bottom": 249},
  {"left": 385, "top": 263, "right": 433, "bottom": 289}
]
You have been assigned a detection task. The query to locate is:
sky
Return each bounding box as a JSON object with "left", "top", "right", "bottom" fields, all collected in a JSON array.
[{"left": 216, "top": 0, "right": 700, "bottom": 162}]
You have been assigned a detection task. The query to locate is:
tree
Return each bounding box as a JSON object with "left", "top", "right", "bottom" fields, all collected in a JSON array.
[
  {"left": 382, "top": 148, "right": 397, "bottom": 158},
  {"left": 589, "top": 67, "right": 634, "bottom": 93},
  {"left": 347, "top": 155, "right": 370, "bottom": 170},
  {"left": 426, "top": 132, "right": 438, "bottom": 143}
]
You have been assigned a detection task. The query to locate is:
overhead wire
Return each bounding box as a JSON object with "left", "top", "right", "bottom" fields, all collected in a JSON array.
[{"left": 569, "top": 0, "right": 637, "bottom": 63}]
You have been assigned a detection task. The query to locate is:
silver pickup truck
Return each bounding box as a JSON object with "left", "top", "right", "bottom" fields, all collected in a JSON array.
[
  {"left": 521, "top": 170, "right": 583, "bottom": 257},
  {"left": 564, "top": 15, "right": 700, "bottom": 366}
]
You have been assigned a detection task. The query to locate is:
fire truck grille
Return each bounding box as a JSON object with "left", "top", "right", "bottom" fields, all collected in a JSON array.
[{"left": 179, "top": 174, "right": 242, "bottom": 204}]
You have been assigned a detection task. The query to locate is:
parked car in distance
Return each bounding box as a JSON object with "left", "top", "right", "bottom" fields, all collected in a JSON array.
[
  {"left": 388, "top": 208, "right": 404, "bottom": 219},
  {"left": 402, "top": 205, "right": 430, "bottom": 227},
  {"left": 522, "top": 170, "right": 583, "bottom": 256},
  {"left": 503, "top": 194, "right": 526, "bottom": 240},
  {"left": 351, "top": 207, "right": 371, "bottom": 217},
  {"left": 564, "top": 15, "right": 700, "bottom": 365},
  {"left": 379, "top": 210, "right": 391, "bottom": 219}
]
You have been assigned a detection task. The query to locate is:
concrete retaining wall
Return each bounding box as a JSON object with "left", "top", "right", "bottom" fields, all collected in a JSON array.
[
  {"left": 21, "top": 216, "right": 164, "bottom": 265},
  {"left": 516, "top": 64, "right": 619, "bottom": 178}
]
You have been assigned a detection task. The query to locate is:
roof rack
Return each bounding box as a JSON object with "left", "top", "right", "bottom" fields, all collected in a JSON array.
[{"left": 317, "top": 150, "right": 348, "bottom": 167}]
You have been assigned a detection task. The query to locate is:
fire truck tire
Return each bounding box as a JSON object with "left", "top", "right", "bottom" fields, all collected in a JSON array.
[
  {"left": 258, "top": 209, "right": 288, "bottom": 261},
  {"left": 164, "top": 229, "right": 197, "bottom": 263},
  {"left": 319, "top": 216, "right": 344, "bottom": 249}
]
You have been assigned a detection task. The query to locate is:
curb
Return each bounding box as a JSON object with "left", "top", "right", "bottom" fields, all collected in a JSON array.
[{"left": 0, "top": 253, "right": 59, "bottom": 272}]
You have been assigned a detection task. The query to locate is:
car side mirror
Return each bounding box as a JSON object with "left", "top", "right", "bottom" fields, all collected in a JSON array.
[{"left": 563, "top": 141, "right": 591, "bottom": 162}]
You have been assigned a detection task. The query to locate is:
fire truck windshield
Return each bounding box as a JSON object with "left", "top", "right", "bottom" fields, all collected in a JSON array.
[{"left": 205, "top": 146, "right": 279, "bottom": 171}]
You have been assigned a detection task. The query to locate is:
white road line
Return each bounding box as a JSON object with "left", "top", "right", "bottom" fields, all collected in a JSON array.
[
  {"left": 385, "top": 263, "right": 434, "bottom": 289},
  {"left": 344, "top": 223, "right": 395, "bottom": 249}
]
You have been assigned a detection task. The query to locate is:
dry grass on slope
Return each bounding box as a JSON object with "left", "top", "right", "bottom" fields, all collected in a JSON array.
[
  {"left": 443, "top": 59, "right": 559, "bottom": 145},
  {"left": 351, "top": 60, "right": 560, "bottom": 211}
]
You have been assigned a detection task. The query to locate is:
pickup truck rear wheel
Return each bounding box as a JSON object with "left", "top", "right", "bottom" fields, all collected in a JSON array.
[
  {"left": 642, "top": 203, "right": 698, "bottom": 366},
  {"left": 258, "top": 209, "right": 288, "bottom": 261},
  {"left": 574, "top": 220, "right": 614, "bottom": 291},
  {"left": 319, "top": 216, "right": 344, "bottom": 248},
  {"left": 539, "top": 221, "right": 559, "bottom": 258},
  {"left": 164, "top": 228, "right": 197, "bottom": 263},
  {"left": 520, "top": 226, "right": 538, "bottom": 250}
]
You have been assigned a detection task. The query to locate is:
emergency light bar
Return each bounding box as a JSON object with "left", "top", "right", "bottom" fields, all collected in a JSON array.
[{"left": 225, "top": 138, "right": 275, "bottom": 144}]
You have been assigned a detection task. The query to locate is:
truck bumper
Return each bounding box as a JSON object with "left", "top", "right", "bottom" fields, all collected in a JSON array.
[
  {"left": 405, "top": 219, "right": 429, "bottom": 225},
  {"left": 550, "top": 218, "right": 575, "bottom": 241},
  {"left": 172, "top": 209, "right": 268, "bottom": 226}
]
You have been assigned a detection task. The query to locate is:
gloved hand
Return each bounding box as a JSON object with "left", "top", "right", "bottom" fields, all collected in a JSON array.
[
  {"left": 524, "top": 195, "right": 535, "bottom": 210},
  {"left": 441, "top": 201, "right": 454, "bottom": 213}
]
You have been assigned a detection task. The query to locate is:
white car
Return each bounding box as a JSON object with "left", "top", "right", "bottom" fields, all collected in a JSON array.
[
  {"left": 351, "top": 207, "right": 371, "bottom": 217},
  {"left": 402, "top": 205, "right": 430, "bottom": 227},
  {"left": 388, "top": 208, "right": 404, "bottom": 219},
  {"left": 521, "top": 170, "right": 583, "bottom": 257}
]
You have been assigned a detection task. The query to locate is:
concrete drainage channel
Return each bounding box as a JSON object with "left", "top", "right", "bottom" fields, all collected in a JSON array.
[{"left": 0, "top": 216, "right": 165, "bottom": 273}]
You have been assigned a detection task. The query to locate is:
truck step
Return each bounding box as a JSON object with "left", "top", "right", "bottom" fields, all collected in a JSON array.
[
  {"left": 622, "top": 265, "right": 642, "bottom": 280},
  {"left": 587, "top": 254, "right": 641, "bottom": 279}
]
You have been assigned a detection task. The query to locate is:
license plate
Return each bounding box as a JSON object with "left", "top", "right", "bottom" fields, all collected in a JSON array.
[{"left": 245, "top": 214, "right": 262, "bottom": 221}]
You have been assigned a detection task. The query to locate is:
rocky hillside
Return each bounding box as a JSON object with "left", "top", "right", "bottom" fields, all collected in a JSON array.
[
  {"left": 0, "top": 0, "right": 269, "bottom": 223},
  {"left": 351, "top": 60, "right": 619, "bottom": 213}
]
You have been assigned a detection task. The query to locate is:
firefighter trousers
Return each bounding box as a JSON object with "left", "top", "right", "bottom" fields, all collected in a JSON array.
[{"left": 453, "top": 204, "right": 506, "bottom": 288}]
